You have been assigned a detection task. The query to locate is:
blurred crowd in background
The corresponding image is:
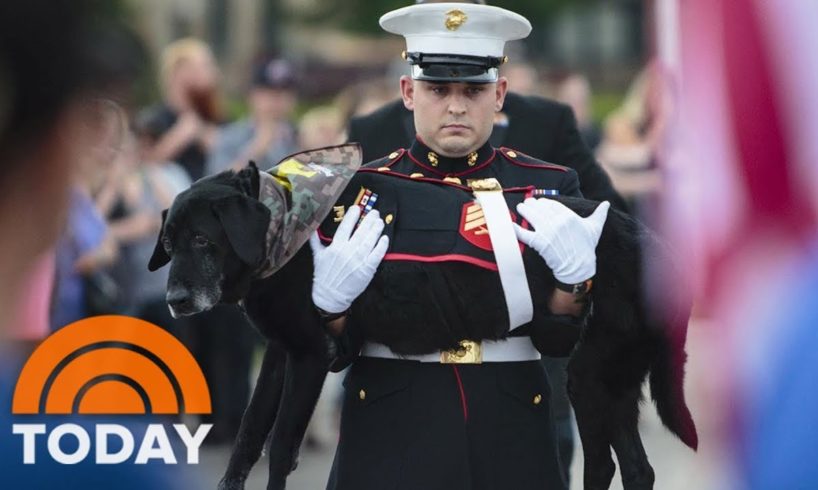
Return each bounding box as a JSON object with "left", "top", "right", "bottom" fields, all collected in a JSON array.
[{"left": 2, "top": 0, "right": 817, "bottom": 489}]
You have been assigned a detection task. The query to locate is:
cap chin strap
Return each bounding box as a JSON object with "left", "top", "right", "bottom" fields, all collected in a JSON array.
[{"left": 471, "top": 180, "right": 534, "bottom": 330}]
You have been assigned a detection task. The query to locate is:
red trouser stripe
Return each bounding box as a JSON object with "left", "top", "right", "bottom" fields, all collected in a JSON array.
[{"left": 451, "top": 365, "right": 468, "bottom": 422}]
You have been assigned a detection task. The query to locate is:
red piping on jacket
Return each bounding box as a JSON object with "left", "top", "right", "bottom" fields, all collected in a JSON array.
[
  {"left": 375, "top": 148, "right": 405, "bottom": 167},
  {"left": 384, "top": 253, "right": 498, "bottom": 271},
  {"left": 406, "top": 147, "right": 497, "bottom": 178},
  {"left": 355, "top": 167, "right": 537, "bottom": 195},
  {"left": 451, "top": 365, "right": 468, "bottom": 423},
  {"left": 358, "top": 167, "right": 471, "bottom": 190},
  {"left": 499, "top": 147, "right": 569, "bottom": 172}
]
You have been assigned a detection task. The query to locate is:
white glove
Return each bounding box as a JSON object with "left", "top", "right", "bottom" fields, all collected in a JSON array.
[
  {"left": 309, "top": 205, "right": 390, "bottom": 314},
  {"left": 512, "top": 198, "right": 610, "bottom": 284}
]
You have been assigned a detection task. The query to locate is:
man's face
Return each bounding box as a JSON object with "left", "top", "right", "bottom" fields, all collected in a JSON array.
[
  {"left": 401, "top": 76, "right": 507, "bottom": 157},
  {"left": 249, "top": 87, "right": 296, "bottom": 121}
]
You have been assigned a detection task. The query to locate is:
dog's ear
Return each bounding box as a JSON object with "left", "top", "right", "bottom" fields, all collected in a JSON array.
[
  {"left": 235, "top": 161, "right": 261, "bottom": 198},
  {"left": 148, "top": 209, "right": 171, "bottom": 271},
  {"left": 213, "top": 195, "right": 271, "bottom": 268}
]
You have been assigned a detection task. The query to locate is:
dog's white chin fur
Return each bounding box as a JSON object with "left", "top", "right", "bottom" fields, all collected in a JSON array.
[{"left": 168, "top": 301, "right": 216, "bottom": 319}]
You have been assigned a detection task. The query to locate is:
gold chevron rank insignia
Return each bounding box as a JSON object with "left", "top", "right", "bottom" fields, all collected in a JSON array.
[{"left": 459, "top": 202, "right": 492, "bottom": 251}]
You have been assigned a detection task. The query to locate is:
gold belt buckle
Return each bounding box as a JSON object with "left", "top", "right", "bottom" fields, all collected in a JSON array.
[{"left": 441, "top": 340, "right": 482, "bottom": 364}]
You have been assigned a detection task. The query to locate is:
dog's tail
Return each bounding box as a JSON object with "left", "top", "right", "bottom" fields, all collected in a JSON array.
[
  {"left": 649, "top": 320, "right": 698, "bottom": 450},
  {"left": 646, "top": 238, "right": 699, "bottom": 450}
]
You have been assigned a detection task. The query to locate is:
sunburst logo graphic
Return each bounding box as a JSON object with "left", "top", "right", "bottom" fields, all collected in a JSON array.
[{"left": 13, "top": 316, "right": 210, "bottom": 415}]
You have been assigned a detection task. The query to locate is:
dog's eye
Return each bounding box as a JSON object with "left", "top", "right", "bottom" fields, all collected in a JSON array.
[
  {"left": 193, "top": 234, "right": 210, "bottom": 247},
  {"left": 162, "top": 236, "right": 172, "bottom": 254}
]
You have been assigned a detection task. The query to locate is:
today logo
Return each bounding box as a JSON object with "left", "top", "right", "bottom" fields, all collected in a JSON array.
[{"left": 11, "top": 315, "right": 212, "bottom": 465}]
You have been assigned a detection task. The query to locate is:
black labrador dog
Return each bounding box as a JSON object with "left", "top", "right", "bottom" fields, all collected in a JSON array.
[{"left": 149, "top": 161, "right": 697, "bottom": 490}]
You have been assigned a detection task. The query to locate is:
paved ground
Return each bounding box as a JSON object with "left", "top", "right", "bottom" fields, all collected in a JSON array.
[
  {"left": 197, "top": 440, "right": 336, "bottom": 490},
  {"left": 194, "top": 319, "right": 734, "bottom": 489}
]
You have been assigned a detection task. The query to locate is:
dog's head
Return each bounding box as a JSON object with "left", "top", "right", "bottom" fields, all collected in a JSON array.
[
  {"left": 148, "top": 144, "right": 364, "bottom": 318},
  {"left": 149, "top": 163, "right": 271, "bottom": 317}
]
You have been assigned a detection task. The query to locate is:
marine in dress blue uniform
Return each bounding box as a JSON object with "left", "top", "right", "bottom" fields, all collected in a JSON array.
[{"left": 320, "top": 4, "right": 605, "bottom": 489}]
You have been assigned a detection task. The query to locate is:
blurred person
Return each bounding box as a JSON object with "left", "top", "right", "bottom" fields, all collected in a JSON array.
[
  {"left": 6, "top": 254, "right": 55, "bottom": 343},
  {"left": 350, "top": 79, "right": 404, "bottom": 120},
  {"left": 103, "top": 123, "right": 191, "bottom": 334},
  {"left": 595, "top": 114, "right": 661, "bottom": 201},
  {"left": 206, "top": 57, "right": 299, "bottom": 175},
  {"left": 595, "top": 64, "right": 668, "bottom": 214},
  {"left": 0, "top": 1, "right": 200, "bottom": 488},
  {"left": 50, "top": 101, "right": 125, "bottom": 331},
  {"left": 0, "top": 2, "right": 131, "bottom": 331},
  {"left": 556, "top": 73, "right": 602, "bottom": 150},
  {"left": 142, "top": 38, "right": 222, "bottom": 181},
  {"left": 299, "top": 106, "right": 345, "bottom": 151},
  {"left": 334, "top": 78, "right": 401, "bottom": 142},
  {"left": 503, "top": 61, "right": 538, "bottom": 96}
]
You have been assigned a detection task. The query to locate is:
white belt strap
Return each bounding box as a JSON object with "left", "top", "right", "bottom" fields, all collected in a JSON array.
[{"left": 472, "top": 181, "right": 534, "bottom": 330}]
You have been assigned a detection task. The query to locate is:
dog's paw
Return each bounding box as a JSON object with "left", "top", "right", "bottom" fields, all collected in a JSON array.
[
  {"left": 289, "top": 444, "right": 301, "bottom": 473},
  {"left": 217, "top": 477, "right": 245, "bottom": 490},
  {"left": 266, "top": 477, "right": 287, "bottom": 490}
]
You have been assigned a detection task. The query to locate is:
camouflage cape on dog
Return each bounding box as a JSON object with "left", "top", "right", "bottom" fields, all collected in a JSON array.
[{"left": 255, "top": 144, "right": 362, "bottom": 278}]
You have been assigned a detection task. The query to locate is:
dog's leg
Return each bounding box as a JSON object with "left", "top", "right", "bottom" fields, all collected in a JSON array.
[
  {"left": 265, "top": 351, "right": 328, "bottom": 490},
  {"left": 219, "top": 342, "right": 287, "bottom": 490},
  {"left": 609, "top": 387, "right": 655, "bottom": 490},
  {"left": 568, "top": 345, "right": 616, "bottom": 490}
]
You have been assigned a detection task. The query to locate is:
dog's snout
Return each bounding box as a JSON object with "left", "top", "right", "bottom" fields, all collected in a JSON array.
[{"left": 166, "top": 288, "right": 191, "bottom": 309}]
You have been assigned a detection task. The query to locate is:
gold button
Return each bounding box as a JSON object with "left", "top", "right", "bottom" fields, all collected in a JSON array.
[
  {"left": 384, "top": 214, "right": 393, "bottom": 224},
  {"left": 533, "top": 394, "right": 542, "bottom": 405},
  {"left": 443, "top": 176, "right": 462, "bottom": 185},
  {"left": 377, "top": 166, "right": 390, "bottom": 172},
  {"left": 359, "top": 389, "right": 366, "bottom": 400},
  {"left": 388, "top": 151, "right": 400, "bottom": 159},
  {"left": 410, "top": 172, "right": 424, "bottom": 178},
  {"left": 506, "top": 150, "right": 518, "bottom": 158}
]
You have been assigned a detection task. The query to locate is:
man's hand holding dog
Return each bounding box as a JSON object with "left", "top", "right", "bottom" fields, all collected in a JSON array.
[
  {"left": 310, "top": 206, "right": 390, "bottom": 333},
  {"left": 513, "top": 198, "right": 610, "bottom": 314}
]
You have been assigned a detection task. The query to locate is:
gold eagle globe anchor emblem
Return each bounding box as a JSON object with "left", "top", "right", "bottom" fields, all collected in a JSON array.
[{"left": 445, "top": 9, "right": 468, "bottom": 31}]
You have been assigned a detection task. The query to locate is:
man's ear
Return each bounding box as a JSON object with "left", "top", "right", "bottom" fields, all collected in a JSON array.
[
  {"left": 148, "top": 209, "right": 170, "bottom": 271},
  {"left": 213, "top": 195, "right": 271, "bottom": 268},
  {"left": 400, "top": 75, "right": 415, "bottom": 111},
  {"left": 495, "top": 77, "right": 509, "bottom": 112}
]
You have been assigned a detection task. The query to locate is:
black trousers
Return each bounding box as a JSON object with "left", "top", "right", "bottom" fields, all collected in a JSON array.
[{"left": 327, "top": 357, "right": 567, "bottom": 490}]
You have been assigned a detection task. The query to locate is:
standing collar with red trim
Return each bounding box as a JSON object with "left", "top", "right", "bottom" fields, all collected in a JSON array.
[{"left": 408, "top": 137, "right": 496, "bottom": 177}]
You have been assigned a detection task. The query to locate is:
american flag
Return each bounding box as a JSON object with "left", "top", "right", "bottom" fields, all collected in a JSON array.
[{"left": 655, "top": 0, "right": 818, "bottom": 487}]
